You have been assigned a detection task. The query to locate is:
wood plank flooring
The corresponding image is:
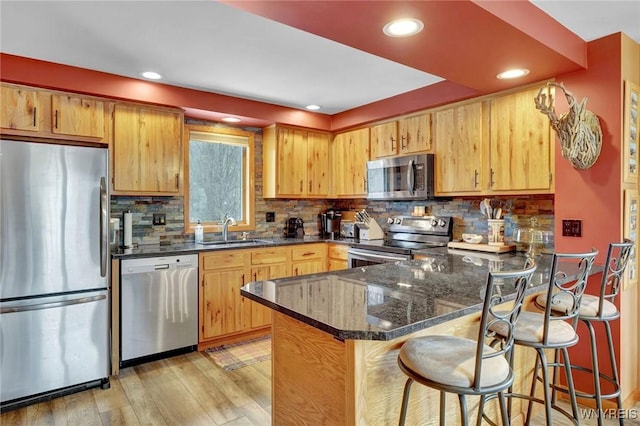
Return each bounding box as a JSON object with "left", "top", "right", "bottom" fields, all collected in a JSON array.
[
  {"left": 1, "top": 351, "right": 271, "bottom": 426},
  {"left": 2, "top": 350, "right": 638, "bottom": 425}
]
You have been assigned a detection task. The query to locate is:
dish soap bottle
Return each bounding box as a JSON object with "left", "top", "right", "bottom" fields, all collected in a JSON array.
[{"left": 195, "top": 220, "right": 204, "bottom": 244}]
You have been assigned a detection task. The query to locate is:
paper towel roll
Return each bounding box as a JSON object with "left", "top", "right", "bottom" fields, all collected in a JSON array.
[{"left": 124, "top": 211, "right": 133, "bottom": 248}]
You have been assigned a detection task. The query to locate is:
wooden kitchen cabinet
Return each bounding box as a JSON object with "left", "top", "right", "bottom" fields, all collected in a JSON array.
[
  {"left": 112, "top": 103, "right": 183, "bottom": 195},
  {"left": 199, "top": 251, "right": 251, "bottom": 343},
  {"left": 370, "top": 113, "right": 431, "bottom": 158},
  {"left": 434, "top": 85, "right": 554, "bottom": 196},
  {"left": 332, "top": 128, "right": 370, "bottom": 197},
  {"left": 1, "top": 83, "right": 111, "bottom": 144},
  {"left": 51, "top": 93, "right": 105, "bottom": 139},
  {"left": 489, "top": 87, "right": 553, "bottom": 193},
  {"left": 291, "top": 243, "right": 327, "bottom": 276},
  {"left": 434, "top": 101, "right": 487, "bottom": 195},
  {"left": 370, "top": 121, "right": 398, "bottom": 158},
  {"left": 250, "top": 247, "right": 290, "bottom": 328},
  {"left": 328, "top": 243, "right": 349, "bottom": 271},
  {"left": 398, "top": 113, "right": 432, "bottom": 154},
  {"left": 262, "top": 125, "right": 330, "bottom": 198}
]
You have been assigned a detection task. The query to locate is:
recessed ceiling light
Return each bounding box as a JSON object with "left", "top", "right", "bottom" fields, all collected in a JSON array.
[
  {"left": 305, "top": 104, "right": 321, "bottom": 111},
  {"left": 221, "top": 117, "right": 241, "bottom": 123},
  {"left": 497, "top": 68, "right": 530, "bottom": 79},
  {"left": 141, "top": 71, "right": 162, "bottom": 80},
  {"left": 383, "top": 18, "right": 424, "bottom": 37}
]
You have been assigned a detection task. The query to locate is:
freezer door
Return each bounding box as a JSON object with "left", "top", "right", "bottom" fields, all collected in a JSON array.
[
  {"left": 0, "top": 290, "right": 110, "bottom": 403},
  {"left": 0, "top": 140, "right": 109, "bottom": 299}
]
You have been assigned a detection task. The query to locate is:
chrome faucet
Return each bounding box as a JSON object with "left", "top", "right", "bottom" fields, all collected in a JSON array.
[{"left": 221, "top": 212, "right": 237, "bottom": 242}]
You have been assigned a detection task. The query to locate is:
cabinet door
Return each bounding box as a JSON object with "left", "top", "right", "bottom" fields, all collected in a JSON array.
[
  {"left": 291, "top": 244, "right": 327, "bottom": 276},
  {"left": 200, "top": 251, "right": 251, "bottom": 341},
  {"left": 292, "top": 259, "right": 325, "bottom": 276},
  {"left": 307, "top": 131, "right": 330, "bottom": 196},
  {"left": 399, "top": 113, "right": 431, "bottom": 154},
  {"left": 434, "top": 102, "right": 485, "bottom": 194},
  {"left": 250, "top": 262, "right": 288, "bottom": 328},
  {"left": 201, "top": 267, "right": 250, "bottom": 340},
  {"left": 490, "top": 88, "right": 552, "bottom": 192},
  {"left": 370, "top": 122, "right": 398, "bottom": 158},
  {"left": 113, "top": 104, "right": 182, "bottom": 194},
  {"left": 0, "top": 85, "right": 39, "bottom": 132},
  {"left": 52, "top": 94, "right": 104, "bottom": 139},
  {"left": 277, "top": 127, "right": 307, "bottom": 196},
  {"left": 328, "top": 243, "right": 348, "bottom": 271},
  {"left": 333, "top": 128, "right": 370, "bottom": 197}
]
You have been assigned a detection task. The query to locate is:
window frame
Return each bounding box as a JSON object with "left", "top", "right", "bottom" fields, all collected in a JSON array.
[{"left": 183, "top": 124, "right": 255, "bottom": 235}]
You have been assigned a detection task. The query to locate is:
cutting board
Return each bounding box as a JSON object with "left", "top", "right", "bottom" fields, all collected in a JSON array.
[{"left": 447, "top": 241, "right": 516, "bottom": 253}]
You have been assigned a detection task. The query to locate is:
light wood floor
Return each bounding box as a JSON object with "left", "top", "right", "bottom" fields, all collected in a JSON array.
[{"left": 2, "top": 350, "right": 639, "bottom": 425}]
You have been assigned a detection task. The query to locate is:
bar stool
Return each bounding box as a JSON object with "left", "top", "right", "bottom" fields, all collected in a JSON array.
[
  {"left": 535, "top": 240, "right": 633, "bottom": 426},
  {"left": 397, "top": 260, "right": 537, "bottom": 426},
  {"left": 489, "top": 250, "right": 598, "bottom": 426}
]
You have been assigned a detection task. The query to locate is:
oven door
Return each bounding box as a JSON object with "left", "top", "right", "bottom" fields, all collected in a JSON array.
[{"left": 347, "top": 247, "right": 411, "bottom": 268}]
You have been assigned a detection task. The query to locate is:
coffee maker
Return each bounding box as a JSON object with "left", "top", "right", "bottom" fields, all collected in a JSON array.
[{"left": 319, "top": 209, "right": 342, "bottom": 240}]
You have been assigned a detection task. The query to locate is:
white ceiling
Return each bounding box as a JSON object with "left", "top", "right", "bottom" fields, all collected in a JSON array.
[{"left": 1, "top": 1, "right": 638, "bottom": 116}]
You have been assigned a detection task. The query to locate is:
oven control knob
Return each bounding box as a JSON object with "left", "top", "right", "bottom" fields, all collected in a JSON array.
[
  {"left": 387, "top": 217, "right": 395, "bottom": 225},
  {"left": 394, "top": 218, "right": 402, "bottom": 224},
  {"left": 438, "top": 219, "right": 447, "bottom": 227},
  {"left": 430, "top": 219, "right": 437, "bottom": 226}
]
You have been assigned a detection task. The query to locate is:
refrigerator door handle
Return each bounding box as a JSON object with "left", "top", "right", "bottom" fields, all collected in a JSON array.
[
  {"left": 100, "top": 177, "right": 108, "bottom": 277},
  {"left": 0, "top": 294, "right": 107, "bottom": 314}
]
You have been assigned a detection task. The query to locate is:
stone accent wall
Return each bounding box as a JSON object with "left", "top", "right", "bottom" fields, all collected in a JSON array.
[{"left": 111, "top": 120, "right": 554, "bottom": 248}]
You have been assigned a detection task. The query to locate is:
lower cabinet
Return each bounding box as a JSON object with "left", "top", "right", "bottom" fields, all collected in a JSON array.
[
  {"left": 328, "top": 243, "right": 349, "bottom": 271},
  {"left": 291, "top": 243, "right": 327, "bottom": 276},
  {"left": 199, "top": 246, "right": 293, "bottom": 347}
]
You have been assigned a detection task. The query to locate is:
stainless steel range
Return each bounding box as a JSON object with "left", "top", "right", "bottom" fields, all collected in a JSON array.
[{"left": 347, "top": 215, "right": 453, "bottom": 267}]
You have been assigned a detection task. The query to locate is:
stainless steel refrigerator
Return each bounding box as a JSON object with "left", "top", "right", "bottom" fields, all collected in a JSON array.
[{"left": 0, "top": 139, "right": 110, "bottom": 411}]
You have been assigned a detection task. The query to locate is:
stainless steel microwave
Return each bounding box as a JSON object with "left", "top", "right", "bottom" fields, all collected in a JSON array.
[{"left": 366, "top": 154, "right": 434, "bottom": 200}]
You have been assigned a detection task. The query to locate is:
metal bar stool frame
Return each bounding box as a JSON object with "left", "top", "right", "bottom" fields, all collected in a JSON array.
[
  {"left": 536, "top": 241, "right": 633, "bottom": 426},
  {"left": 487, "top": 250, "right": 598, "bottom": 426},
  {"left": 397, "top": 260, "right": 537, "bottom": 426}
]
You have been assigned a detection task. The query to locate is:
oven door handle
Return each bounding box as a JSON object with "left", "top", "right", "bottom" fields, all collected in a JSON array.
[{"left": 348, "top": 248, "right": 409, "bottom": 262}]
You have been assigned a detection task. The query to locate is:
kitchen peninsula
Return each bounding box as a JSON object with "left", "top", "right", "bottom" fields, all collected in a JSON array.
[{"left": 241, "top": 251, "right": 601, "bottom": 425}]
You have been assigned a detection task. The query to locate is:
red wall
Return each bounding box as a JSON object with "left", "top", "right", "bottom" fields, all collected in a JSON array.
[{"left": 554, "top": 33, "right": 624, "bottom": 393}]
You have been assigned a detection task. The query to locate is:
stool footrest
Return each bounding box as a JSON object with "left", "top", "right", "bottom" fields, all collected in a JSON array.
[
  {"left": 543, "top": 364, "right": 622, "bottom": 402},
  {"left": 481, "top": 392, "right": 579, "bottom": 426}
]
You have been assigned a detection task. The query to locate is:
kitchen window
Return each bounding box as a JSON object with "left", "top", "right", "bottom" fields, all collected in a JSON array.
[{"left": 184, "top": 124, "right": 255, "bottom": 234}]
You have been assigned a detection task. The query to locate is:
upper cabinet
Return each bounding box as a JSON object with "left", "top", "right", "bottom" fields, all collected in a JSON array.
[
  {"left": 370, "top": 113, "right": 432, "bottom": 159},
  {"left": 370, "top": 121, "right": 398, "bottom": 158},
  {"left": 112, "top": 103, "right": 183, "bottom": 195},
  {"left": 332, "top": 128, "right": 370, "bottom": 198},
  {"left": 434, "top": 101, "right": 487, "bottom": 195},
  {"left": 262, "top": 125, "right": 330, "bottom": 199},
  {"left": 489, "top": 87, "right": 553, "bottom": 192},
  {"left": 1, "top": 83, "right": 111, "bottom": 144},
  {"left": 434, "top": 85, "right": 554, "bottom": 196},
  {"left": 398, "top": 113, "right": 432, "bottom": 154}
]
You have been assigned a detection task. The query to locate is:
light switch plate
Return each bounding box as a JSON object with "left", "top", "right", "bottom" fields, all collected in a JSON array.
[
  {"left": 562, "top": 219, "right": 582, "bottom": 237},
  {"left": 153, "top": 213, "right": 166, "bottom": 226}
]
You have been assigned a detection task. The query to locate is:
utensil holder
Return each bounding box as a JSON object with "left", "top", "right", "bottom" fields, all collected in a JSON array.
[{"left": 487, "top": 219, "right": 505, "bottom": 246}]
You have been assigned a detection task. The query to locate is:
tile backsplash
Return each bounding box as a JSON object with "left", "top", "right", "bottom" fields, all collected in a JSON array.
[{"left": 110, "top": 121, "right": 554, "bottom": 247}]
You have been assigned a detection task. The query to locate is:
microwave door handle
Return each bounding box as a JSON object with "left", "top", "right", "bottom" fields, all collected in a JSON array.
[{"left": 407, "top": 159, "right": 415, "bottom": 195}]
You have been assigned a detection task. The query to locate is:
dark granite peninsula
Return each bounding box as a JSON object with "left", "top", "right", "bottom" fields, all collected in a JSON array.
[{"left": 241, "top": 251, "right": 602, "bottom": 425}]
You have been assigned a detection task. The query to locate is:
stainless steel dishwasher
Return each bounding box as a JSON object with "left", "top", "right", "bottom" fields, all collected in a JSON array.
[{"left": 120, "top": 254, "right": 198, "bottom": 367}]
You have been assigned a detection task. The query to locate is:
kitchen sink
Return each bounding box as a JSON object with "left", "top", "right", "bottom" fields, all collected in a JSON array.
[{"left": 200, "top": 239, "right": 275, "bottom": 247}]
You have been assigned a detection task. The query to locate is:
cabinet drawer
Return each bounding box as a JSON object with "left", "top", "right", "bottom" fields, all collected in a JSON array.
[
  {"left": 252, "top": 247, "right": 289, "bottom": 265},
  {"left": 328, "top": 244, "right": 348, "bottom": 260},
  {"left": 291, "top": 244, "right": 325, "bottom": 261},
  {"left": 201, "top": 251, "right": 249, "bottom": 270}
]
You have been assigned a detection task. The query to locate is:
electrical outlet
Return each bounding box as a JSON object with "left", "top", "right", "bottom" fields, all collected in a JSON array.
[
  {"left": 562, "top": 219, "right": 582, "bottom": 237},
  {"left": 266, "top": 212, "right": 275, "bottom": 222},
  {"left": 153, "top": 213, "right": 166, "bottom": 226}
]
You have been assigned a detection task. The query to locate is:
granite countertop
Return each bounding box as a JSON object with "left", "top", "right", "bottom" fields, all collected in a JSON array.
[
  {"left": 111, "top": 236, "right": 353, "bottom": 259},
  {"left": 241, "top": 251, "right": 603, "bottom": 341}
]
